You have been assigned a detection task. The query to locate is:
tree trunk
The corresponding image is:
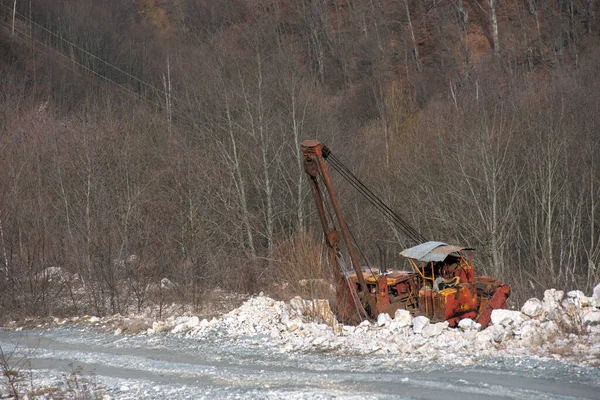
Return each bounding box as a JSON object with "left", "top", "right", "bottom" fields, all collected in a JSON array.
[
  {"left": 403, "top": 0, "right": 422, "bottom": 70},
  {"left": 489, "top": 0, "right": 500, "bottom": 56}
]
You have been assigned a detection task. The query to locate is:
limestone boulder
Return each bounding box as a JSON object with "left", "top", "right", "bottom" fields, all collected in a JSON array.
[
  {"left": 422, "top": 322, "right": 449, "bottom": 338},
  {"left": 491, "top": 309, "right": 525, "bottom": 327},
  {"left": 583, "top": 311, "right": 600, "bottom": 326},
  {"left": 412, "top": 316, "right": 430, "bottom": 335},
  {"left": 521, "top": 298, "right": 544, "bottom": 318},
  {"left": 377, "top": 313, "right": 392, "bottom": 327},
  {"left": 476, "top": 325, "right": 506, "bottom": 344},
  {"left": 458, "top": 318, "right": 477, "bottom": 331},
  {"left": 394, "top": 309, "right": 413, "bottom": 327},
  {"left": 543, "top": 289, "right": 564, "bottom": 313},
  {"left": 592, "top": 283, "right": 600, "bottom": 308}
]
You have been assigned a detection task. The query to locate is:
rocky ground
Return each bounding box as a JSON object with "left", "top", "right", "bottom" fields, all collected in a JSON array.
[
  {"left": 148, "top": 286, "right": 600, "bottom": 367},
  {"left": 1, "top": 285, "right": 599, "bottom": 399}
]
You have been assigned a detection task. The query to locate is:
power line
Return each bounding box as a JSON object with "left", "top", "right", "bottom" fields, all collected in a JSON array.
[
  {"left": 0, "top": 1, "right": 167, "bottom": 98},
  {"left": 0, "top": 11, "right": 234, "bottom": 136},
  {"left": 1, "top": 0, "right": 546, "bottom": 100},
  {"left": 0, "top": 18, "right": 163, "bottom": 109}
]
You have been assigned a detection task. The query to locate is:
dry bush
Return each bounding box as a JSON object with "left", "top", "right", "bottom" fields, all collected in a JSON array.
[
  {"left": 270, "top": 230, "right": 336, "bottom": 304},
  {"left": 0, "top": 345, "right": 21, "bottom": 399}
]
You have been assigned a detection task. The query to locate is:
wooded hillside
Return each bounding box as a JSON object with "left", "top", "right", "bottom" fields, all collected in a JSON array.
[{"left": 1, "top": 0, "right": 599, "bottom": 318}]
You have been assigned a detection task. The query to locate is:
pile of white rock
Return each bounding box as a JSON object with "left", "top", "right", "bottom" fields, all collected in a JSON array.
[
  {"left": 148, "top": 284, "right": 600, "bottom": 366},
  {"left": 147, "top": 294, "right": 338, "bottom": 338}
]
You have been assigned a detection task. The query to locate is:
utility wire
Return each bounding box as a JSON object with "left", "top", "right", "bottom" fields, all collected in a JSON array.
[
  {"left": 0, "top": 11, "right": 240, "bottom": 153},
  {"left": 1, "top": 0, "right": 554, "bottom": 134},
  {"left": 0, "top": 0, "right": 549, "bottom": 106},
  {"left": 0, "top": 1, "right": 167, "bottom": 98},
  {"left": 0, "top": 18, "right": 163, "bottom": 109},
  {"left": 0, "top": 5, "right": 236, "bottom": 130}
]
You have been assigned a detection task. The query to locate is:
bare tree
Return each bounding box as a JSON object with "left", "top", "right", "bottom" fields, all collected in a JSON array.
[
  {"left": 489, "top": 0, "right": 500, "bottom": 55},
  {"left": 403, "top": 0, "right": 422, "bottom": 70}
]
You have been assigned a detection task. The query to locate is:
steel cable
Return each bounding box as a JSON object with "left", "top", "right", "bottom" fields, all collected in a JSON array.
[
  {"left": 327, "top": 154, "right": 419, "bottom": 239},
  {"left": 325, "top": 152, "right": 426, "bottom": 244},
  {"left": 329, "top": 157, "right": 423, "bottom": 243}
]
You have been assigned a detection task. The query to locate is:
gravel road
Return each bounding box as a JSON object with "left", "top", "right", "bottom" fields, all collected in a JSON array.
[{"left": 1, "top": 327, "right": 599, "bottom": 399}]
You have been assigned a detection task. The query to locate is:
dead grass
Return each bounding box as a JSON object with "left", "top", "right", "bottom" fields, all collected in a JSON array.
[
  {"left": 118, "top": 319, "right": 150, "bottom": 335},
  {"left": 270, "top": 230, "right": 337, "bottom": 305},
  {"left": 547, "top": 341, "right": 576, "bottom": 358}
]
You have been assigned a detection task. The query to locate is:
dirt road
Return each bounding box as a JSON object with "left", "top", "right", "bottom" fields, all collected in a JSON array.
[{"left": 1, "top": 328, "right": 599, "bottom": 399}]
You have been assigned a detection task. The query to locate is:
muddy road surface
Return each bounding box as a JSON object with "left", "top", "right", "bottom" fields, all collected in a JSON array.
[{"left": 1, "top": 327, "right": 599, "bottom": 399}]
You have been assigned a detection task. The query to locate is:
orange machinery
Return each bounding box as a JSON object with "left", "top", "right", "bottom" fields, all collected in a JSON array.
[{"left": 301, "top": 139, "right": 510, "bottom": 326}]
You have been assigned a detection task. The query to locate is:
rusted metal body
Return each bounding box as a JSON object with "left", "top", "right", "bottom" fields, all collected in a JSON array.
[
  {"left": 301, "top": 140, "right": 375, "bottom": 323},
  {"left": 301, "top": 139, "right": 511, "bottom": 327}
]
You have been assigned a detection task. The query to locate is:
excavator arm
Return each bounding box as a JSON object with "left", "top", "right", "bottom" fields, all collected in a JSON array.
[{"left": 301, "top": 140, "right": 377, "bottom": 322}]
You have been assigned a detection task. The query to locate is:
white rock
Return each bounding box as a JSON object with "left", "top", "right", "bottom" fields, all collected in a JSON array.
[
  {"left": 175, "top": 316, "right": 190, "bottom": 325},
  {"left": 543, "top": 289, "right": 564, "bottom": 313},
  {"left": 270, "top": 328, "right": 280, "bottom": 338},
  {"left": 394, "top": 309, "right": 413, "bottom": 327},
  {"left": 521, "top": 298, "right": 544, "bottom": 318},
  {"left": 289, "top": 297, "right": 304, "bottom": 313},
  {"left": 312, "top": 336, "right": 328, "bottom": 346},
  {"left": 89, "top": 316, "right": 100, "bottom": 323},
  {"left": 589, "top": 325, "right": 600, "bottom": 335},
  {"left": 146, "top": 328, "right": 155, "bottom": 336},
  {"left": 541, "top": 320, "right": 559, "bottom": 340},
  {"left": 583, "top": 311, "right": 600, "bottom": 326},
  {"left": 187, "top": 316, "right": 200, "bottom": 328},
  {"left": 567, "top": 290, "right": 585, "bottom": 299},
  {"left": 412, "top": 316, "right": 430, "bottom": 334},
  {"left": 476, "top": 325, "right": 505, "bottom": 344},
  {"left": 491, "top": 309, "right": 524, "bottom": 326},
  {"left": 388, "top": 320, "right": 403, "bottom": 332},
  {"left": 518, "top": 319, "right": 542, "bottom": 341},
  {"left": 171, "top": 323, "right": 187, "bottom": 334},
  {"left": 422, "top": 321, "right": 448, "bottom": 338},
  {"left": 563, "top": 290, "right": 587, "bottom": 309},
  {"left": 593, "top": 282, "right": 600, "bottom": 299},
  {"left": 475, "top": 329, "right": 493, "bottom": 345},
  {"left": 377, "top": 313, "right": 392, "bottom": 327},
  {"left": 458, "top": 318, "right": 476, "bottom": 331},
  {"left": 114, "top": 328, "right": 122, "bottom": 336}
]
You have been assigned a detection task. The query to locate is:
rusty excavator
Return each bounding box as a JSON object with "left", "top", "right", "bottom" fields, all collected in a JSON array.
[{"left": 301, "top": 139, "right": 510, "bottom": 327}]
